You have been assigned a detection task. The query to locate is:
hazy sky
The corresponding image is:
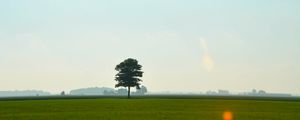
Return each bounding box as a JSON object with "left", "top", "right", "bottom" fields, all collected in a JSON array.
[{"left": 0, "top": 0, "right": 299, "bottom": 94}]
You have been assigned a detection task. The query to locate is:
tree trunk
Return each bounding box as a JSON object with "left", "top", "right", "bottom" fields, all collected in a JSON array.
[{"left": 127, "top": 86, "right": 130, "bottom": 99}]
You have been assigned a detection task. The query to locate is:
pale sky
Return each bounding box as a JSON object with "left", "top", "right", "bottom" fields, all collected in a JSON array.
[{"left": 0, "top": 0, "right": 299, "bottom": 94}]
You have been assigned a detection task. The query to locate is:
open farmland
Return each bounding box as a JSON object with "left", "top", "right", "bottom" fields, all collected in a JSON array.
[{"left": 0, "top": 96, "right": 299, "bottom": 120}]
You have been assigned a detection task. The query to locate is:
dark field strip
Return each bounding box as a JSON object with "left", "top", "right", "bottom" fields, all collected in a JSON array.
[{"left": 0, "top": 95, "right": 300, "bottom": 102}]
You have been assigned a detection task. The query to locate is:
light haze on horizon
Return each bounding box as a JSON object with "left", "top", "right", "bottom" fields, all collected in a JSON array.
[{"left": 0, "top": 0, "right": 299, "bottom": 94}]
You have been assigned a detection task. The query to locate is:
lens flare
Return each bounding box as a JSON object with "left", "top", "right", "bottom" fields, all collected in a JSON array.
[
  {"left": 223, "top": 111, "right": 233, "bottom": 120},
  {"left": 200, "top": 38, "right": 214, "bottom": 71}
]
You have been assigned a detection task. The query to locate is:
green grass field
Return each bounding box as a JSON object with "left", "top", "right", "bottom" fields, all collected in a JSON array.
[{"left": 0, "top": 96, "right": 299, "bottom": 120}]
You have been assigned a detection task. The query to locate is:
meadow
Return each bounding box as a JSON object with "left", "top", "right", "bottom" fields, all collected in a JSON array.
[{"left": 0, "top": 96, "right": 299, "bottom": 120}]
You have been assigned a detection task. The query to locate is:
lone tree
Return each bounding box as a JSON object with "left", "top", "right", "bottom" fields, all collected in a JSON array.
[{"left": 115, "top": 58, "right": 143, "bottom": 98}]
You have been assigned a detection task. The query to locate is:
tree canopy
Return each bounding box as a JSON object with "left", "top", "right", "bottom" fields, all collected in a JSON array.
[{"left": 115, "top": 58, "right": 143, "bottom": 98}]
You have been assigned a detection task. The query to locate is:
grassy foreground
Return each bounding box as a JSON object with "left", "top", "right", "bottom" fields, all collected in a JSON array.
[{"left": 0, "top": 97, "right": 299, "bottom": 120}]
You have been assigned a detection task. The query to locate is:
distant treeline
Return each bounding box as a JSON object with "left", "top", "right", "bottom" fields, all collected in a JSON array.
[
  {"left": 70, "top": 86, "right": 147, "bottom": 96},
  {"left": 0, "top": 90, "right": 50, "bottom": 97},
  {"left": 0, "top": 86, "right": 148, "bottom": 97}
]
